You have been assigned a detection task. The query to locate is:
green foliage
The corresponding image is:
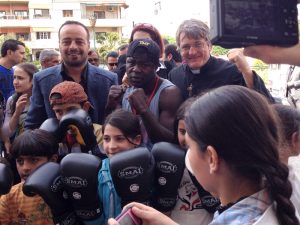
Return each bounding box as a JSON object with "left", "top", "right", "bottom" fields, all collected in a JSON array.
[
  {"left": 31, "top": 60, "right": 42, "bottom": 70},
  {"left": 251, "top": 59, "right": 269, "bottom": 83},
  {"left": 0, "top": 34, "right": 32, "bottom": 62},
  {"left": 252, "top": 59, "right": 268, "bottom": 71},
  {"left": 163, "top": 35, "right": 176, "bottom": 45},
  {"left": 96, "top": 32, "right": 128, "bottom": 62},
  {"left": 211, "top": 45, "right": 229, "bottom": 56}
]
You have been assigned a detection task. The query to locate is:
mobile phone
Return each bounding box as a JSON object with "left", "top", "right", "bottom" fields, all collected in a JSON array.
[{"left": 115, "top": 207, "right": 142, "bottom": 225}]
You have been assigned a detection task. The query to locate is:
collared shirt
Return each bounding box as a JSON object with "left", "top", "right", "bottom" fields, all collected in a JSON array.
[
  {"left": 60, "top": 63, "right": 88, "bottom": 94},
  {"left": 210, "top": 189, "right": 272, "bottom": 225}
]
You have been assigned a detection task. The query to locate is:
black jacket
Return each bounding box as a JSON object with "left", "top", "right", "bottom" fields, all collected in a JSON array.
[{"left": 169, "top": 56, "right": 274, "bottom": 102}]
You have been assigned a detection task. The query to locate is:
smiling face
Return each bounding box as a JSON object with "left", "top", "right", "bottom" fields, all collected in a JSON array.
[
  {"left": 59, "top": 24, "right": 90, "bottom": 67},
  {"left": 13, "top": 67, "right": 32, "bottom": 94},
  {"left": 126, "top": 49, "right": 157, "bottom": 88},
  {"left": 103, "top": 124, "right": 141, "bottom": 158},
  {"left": 179, "top": 34, "right": 211, "bottom": 70}
]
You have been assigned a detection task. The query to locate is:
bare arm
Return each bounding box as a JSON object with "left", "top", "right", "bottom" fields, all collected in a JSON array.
[
  {"left": 243, "top": 44, "right": 300, "bottom": 67},
  {"left": 228, "top": 48, "right": 254, "bottom": 88},
  {"left": 139, "top": 86, "right": 183, "bottom": 143}
]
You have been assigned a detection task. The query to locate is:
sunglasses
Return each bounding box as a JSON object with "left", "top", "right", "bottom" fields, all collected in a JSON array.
[{"left": 108, "top": 63, "right": 118, "bottom": 67}]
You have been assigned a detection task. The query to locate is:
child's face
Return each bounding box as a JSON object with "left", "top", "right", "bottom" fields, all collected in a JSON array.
[
  {"left": 103, "top": 124, "right": 141, "bottom": 158},
  {"left": 178, "top": 119, "right": 187, "bottom": 149},
  {"left": 16, "top": 156, "right": 50, "bottom": 182},
  {"left": 52, "top": 103, "right": 82, "bottom": 120}
]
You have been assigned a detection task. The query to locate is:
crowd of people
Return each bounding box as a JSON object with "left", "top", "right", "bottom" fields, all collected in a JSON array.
[{"left": 0, "top": 11, "right": 300, "bottom": 225}]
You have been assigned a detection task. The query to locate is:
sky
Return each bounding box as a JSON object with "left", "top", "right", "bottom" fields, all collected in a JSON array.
[
  {"left": 122, "top": 0, "right": 300, "bottom": 39},
  {"left": 122, "top": 0, "right": 209, "bottom": 38}
]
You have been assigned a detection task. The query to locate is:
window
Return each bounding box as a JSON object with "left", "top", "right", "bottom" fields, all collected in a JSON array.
[
  {"left": 36, "top": 32, "right": 51, "bottom": 39},
  {"left": 0, "top": 11, "right": 6, "bottom": 18},
  {"left": 63, "top": 10, "right": 73, "bottom": 17},
  {"left": 34, "top": 9, "right": 50, "bottom": 18},
  {"left": 16, "top": 33, "right": 30, "bottom": 41},
  {"left": 14, "top": 10, "right": 28, "bottom": 19},
  {"left": 94, "top": 11, "right": 105, "bottom": 19}
]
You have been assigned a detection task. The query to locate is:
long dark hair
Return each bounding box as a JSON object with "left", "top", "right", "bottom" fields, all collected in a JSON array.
[
  {"left": 103, "top": 109, "right": 142, "bottom": 143},
  {"left": 185, "top": 85, "right": 298, "bottom": 225},
  {"left": 10, "top": 63, "right": 38, "bottom": 114}
]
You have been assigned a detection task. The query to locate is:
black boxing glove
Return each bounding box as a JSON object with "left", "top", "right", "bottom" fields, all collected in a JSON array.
[
  {"left": 39, "top": 118, "right": 61, "bottom": 141},
  {"left": 59, "top": 109, "right": 106, "bottom": 159},
  {"left": 0, "top": 160, "right": 13, "bottom": 195},
  {"left": 151, "top": 142, "right": 186, "bottom": 212},
  {"left": 23, "top": 162, "right": 79, "bottom": 225},
  {"left": 110, "top": 147, "right": 155, "bottom": 206},
  {"left": 60, "top": 153, "right": 103, "bottom": 221},
  {"left": 188, "top": 171, "right": 220, "bottom": 213}
]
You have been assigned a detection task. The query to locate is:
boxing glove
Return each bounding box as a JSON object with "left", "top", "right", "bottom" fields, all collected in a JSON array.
[
  {"left": 188, "top": 171, "right": 220, "bottom": 213},
  {"left": 0, "top": 159, "right": 13, "bottom": 195},
  {"left": 39, "top": 117, "right": 61, "bottom": 141},
  {"left": 60, "top": 153, "right": 103, "bottom": 221},
  {"left": 110, "top": 147, "right": 155, "bottom": 206},
  {"left": 23, "top": 162, "right": 79, "bottom": 225},
  {"left": 151, "top": 142, "right": 186, "bottom": 212},
  {"left": 59, "top": 109, "right": 106, "bottom": 159}
]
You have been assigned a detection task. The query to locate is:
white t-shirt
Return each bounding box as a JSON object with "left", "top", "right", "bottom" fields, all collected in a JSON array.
[{"left": 170, "top": 168, "right": 213, "bottom": 225}]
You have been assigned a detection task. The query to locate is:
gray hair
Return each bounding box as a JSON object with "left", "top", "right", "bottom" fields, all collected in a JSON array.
[
  {"left": 39, "top": 49, "right": 60, "bottom": 63},
  {"left": 176, "top": 19, "right": 211, "bottom": 46}
]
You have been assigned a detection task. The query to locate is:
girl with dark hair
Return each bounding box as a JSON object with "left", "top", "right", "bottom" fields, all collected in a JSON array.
[
  {"left": 171, "top": 97, "right": 216, "bottom": 225},
  {"left": 85, "top": 109, "right": 142, "bottom": 225},
  {"left": 0, "top": 129, "right": 58, "bottom": 224},
  {"left": 273, "top": 104, "right": 300, "bottom": 216},
  {"left": 108, "top": 85, "right": 299, "bottom": 225},
  {"left": 102, "top": 109, "right": 142, "bottom": 157},
  {"left": 2, "top": 63, "right": 38, "bottom": 154},
  {"left": 273, "top": 104, "right": 300, "bottom": 163}
]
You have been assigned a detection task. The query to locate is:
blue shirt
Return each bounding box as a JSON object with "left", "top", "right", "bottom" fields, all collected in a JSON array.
[{"left": 0, "top": 65, "right": 14, "bottom": 103}]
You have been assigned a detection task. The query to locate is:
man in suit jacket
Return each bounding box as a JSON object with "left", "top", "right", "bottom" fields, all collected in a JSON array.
[{"left": 25, "top": 21, "right": 117, "bottom": 129}]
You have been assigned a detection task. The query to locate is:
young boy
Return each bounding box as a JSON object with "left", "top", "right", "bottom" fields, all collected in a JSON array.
[
  {"left": 0, "top": 129, "right": 58, "bottom": 224},
  {"left": 49, "top": 81, "right": 103, "bottom": 159}
]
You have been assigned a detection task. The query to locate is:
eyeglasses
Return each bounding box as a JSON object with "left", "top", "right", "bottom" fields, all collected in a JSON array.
[
  {"left": 108, "top": 63, "right": 118, "bottom": 67},
  {"left": 88, "top": 58, "right": 99, "bottom": 62}
]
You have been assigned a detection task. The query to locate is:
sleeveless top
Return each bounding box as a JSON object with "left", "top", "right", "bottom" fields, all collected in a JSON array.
[
  {"left": 122, "top": 78, "right": 174, "bottom": 117},
  {"left": 122, "top": 78, "right": 174, "bottom": 147}
]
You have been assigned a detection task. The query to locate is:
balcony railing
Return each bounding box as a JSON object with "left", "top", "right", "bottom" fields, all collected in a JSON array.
[
  {"left": 0, "top": 15, "right": 29, "bottom": 20},
  {"left": 33, "top": 14, "right": 51, "bottom": 19}
]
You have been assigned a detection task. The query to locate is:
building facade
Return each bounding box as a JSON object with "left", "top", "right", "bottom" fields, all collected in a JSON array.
[{"left": 0, "top": 0, "right": 128, "bottom": 60}]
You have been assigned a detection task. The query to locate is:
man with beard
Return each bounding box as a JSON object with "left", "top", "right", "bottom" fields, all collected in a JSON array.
[
  {"left": 25, "top": 21, "right": 117, "bottom": 129},
  {"left": 106, "top": 39, "right": 182, "bottom": 147}
]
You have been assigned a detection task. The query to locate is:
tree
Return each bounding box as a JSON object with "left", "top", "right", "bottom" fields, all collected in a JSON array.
[
  {"left": 0, "top": 34, "right": 31, "bottom": 61},
  {"left": 211, "top": 45, "right": 229, "bottom": 56},
  {"left": 163, "top": 35, "right": 176, "bottom": 45},
  {"left": 96, "top": 32, "right": 128, "bottom": 62}
]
